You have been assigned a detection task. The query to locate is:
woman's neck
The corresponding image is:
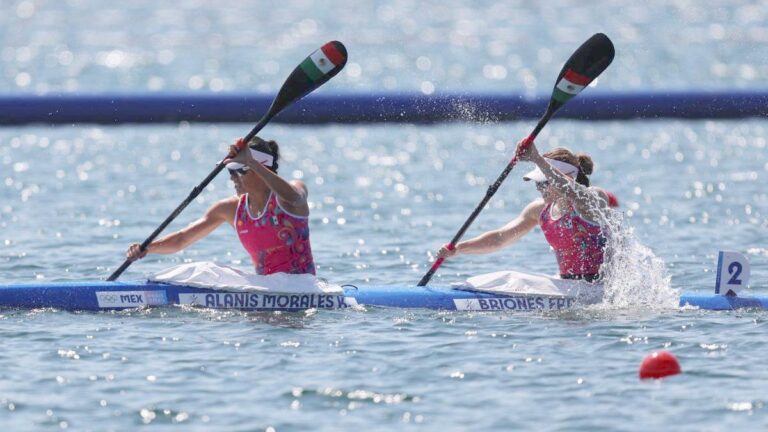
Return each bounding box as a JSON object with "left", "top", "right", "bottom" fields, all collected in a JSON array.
[
  {"left": 244, "top": 182, "right": 270, "bottom": 205},
  {"left": 549, "top": 196, "right": 571, "bottom": 218}
]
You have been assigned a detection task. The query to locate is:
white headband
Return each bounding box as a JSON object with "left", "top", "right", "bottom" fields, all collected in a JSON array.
[
  {"left": 522, "top": 157, "right": 579, "bottom": 182},
  {"left": 226, "top": 148, "right": 275, "bottom": 170}
]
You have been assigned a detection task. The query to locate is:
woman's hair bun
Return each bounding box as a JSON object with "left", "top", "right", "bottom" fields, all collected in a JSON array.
[{"left": 576, "top": 153, "right": 594, "bottom": 176}]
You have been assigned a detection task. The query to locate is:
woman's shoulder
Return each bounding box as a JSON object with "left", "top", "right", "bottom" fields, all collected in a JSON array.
[
  {"left": 213, "top": 195, "right": 242, "bottom": 211},
  {"left": 202, "top": 195, "right": 242, "bottom": 222},
  {"left": 521, "top": 198, "right": 546, "bottom": 219},
  {"left": 526, "top": 197, "right": 546, "bottom": 208},
  {"left": 590, "top": 186, "right": 619, "bottom": 208},
  {"left": 587, "top": 186, "right": 607, "bottom": 195},
  {"left": 288, "top": 179, "right": 308, "bottom": 195}
]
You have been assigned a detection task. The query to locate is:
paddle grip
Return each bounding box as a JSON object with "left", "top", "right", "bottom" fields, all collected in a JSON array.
[
  {"left": 511, "top": 135, "right": 535, "bottom": 163},
  {"left": 236, "top": 138, "right": 247, "bottom": 151},
  {"left": 419, "top": 258, "right": 444, "bottom": 286}
]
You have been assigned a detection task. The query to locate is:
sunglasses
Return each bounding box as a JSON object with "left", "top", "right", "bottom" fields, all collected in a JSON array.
[
  {"left": 535, "top": 181, "right": 550, "bottom": 190},
  {"left": 228, "top": 167, "right": 250, "bottom": 176}
]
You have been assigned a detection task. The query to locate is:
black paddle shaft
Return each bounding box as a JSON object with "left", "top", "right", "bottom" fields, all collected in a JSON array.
[
  {"left": 417, "top": 34, "right": 614, "bottom": 286},
  {"left": 108, "top": 42, "right": 347, "bottom": 281}
]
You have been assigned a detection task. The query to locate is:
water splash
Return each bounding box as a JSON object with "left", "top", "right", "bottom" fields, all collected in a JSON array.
[
  {"left": 448, "top": 98, "right": 500, "bottom": 124},
  {"left": 596, "top": 206, "right": 678, "bottom": 310}
]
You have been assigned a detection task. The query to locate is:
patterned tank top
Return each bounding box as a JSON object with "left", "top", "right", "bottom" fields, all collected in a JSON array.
[
  {"left": 539, "top": 202, "right": 606, "bottom": 278},
  {"left": 234, "top": 193, "right": 315, "bottom": 275}
]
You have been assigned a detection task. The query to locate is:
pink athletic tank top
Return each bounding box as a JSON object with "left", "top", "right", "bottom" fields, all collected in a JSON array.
[
  {"left": 539, "top": 202, "right": 606, "bottom": 278},
  {"left": 234, "top": 193, "right": 315, "bottom": 275}
]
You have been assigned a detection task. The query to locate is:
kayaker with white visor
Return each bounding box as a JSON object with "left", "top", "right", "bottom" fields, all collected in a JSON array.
[
  {"left": 126, "top": 136, "right": 315, "bottom": 275},
  {"left": 437, "top": 140, "right": 615, "bottom": 282}
]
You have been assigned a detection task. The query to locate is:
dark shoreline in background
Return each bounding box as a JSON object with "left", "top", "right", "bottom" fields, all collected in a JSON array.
[{"left": 1, "top": 90, "right": 768, "bottom": 125}]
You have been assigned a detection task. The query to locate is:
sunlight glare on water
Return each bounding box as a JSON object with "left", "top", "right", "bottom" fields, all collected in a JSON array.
[{"left": 2, "top": 0, "right": 768, "bottom": 430}]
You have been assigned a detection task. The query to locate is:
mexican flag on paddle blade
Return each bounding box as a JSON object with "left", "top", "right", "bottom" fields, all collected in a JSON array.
[
  {"left": 299, "top": 42, "right": 345, "bottom": 82},
  {"left": 552, "top": 69, "right": 592, "bottom": 103}
]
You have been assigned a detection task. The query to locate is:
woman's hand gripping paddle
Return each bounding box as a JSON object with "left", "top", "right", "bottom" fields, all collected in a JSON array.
[
  {"left": 108, "top": 42, "right": 348, "bottom": 281},
  {"left": 417, "top": 33, "right": 614, "bottom": 286}
]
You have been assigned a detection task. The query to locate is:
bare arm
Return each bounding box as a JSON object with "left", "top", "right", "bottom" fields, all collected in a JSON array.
[
  {"left": 438, "top": 200, "right": 544, "bottom": 258},
  {"left": 126, "top": 198, "right": 237, "bottom": 260},
  {"left": 246, "top": 162, "right": 309, "bottom": 215},
  {"left": 224, "top": 140, "right": 309, "bottom": 216}
]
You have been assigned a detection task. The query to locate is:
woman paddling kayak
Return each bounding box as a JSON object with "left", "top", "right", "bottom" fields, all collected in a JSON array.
[
  {"left": 437, "top": 140, "right": 615, "bottom": 282},
  {"left": 126, "top": 136, "right": 315, "bottom": 275}
]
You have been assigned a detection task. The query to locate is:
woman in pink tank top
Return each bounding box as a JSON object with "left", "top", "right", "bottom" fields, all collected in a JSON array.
[
  {"left": 125, "top": 136, "right": 315, "bottom": 275},
  {"left": 437, "top": 140, "right": 617, "bottom": 282}
]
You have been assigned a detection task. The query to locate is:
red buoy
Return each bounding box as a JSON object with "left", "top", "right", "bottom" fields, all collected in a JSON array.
[{"left": 639, "top": 351, "right": 681, "bottom": 379}]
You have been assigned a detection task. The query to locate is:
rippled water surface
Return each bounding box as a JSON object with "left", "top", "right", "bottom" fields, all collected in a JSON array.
[
  {"left": 4, "top": 0, "right": 768, "bottom": 93},
  {"left": 2, "top": 121, "right": 767, "bottom": 431},
  {"left": 2, "top": 1, "right": 768, "bottom": 431}
]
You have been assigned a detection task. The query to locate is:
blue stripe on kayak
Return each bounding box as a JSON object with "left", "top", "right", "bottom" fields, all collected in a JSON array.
[
  {"left": 0, "top": 281, "right": 530, "bottom": 311},
  {"left": 0, "top": 281, "right": 766, "bottom": 311},
  {"left": 679, "top": 293, "right": 768, "bottom": 310}
]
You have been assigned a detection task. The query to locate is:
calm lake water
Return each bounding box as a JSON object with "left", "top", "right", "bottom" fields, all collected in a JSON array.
[{"left": 2, "top": 1, "right": 768, "bottom": 431}]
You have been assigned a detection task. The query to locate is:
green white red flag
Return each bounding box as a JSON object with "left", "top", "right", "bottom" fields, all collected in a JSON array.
[
  {"left": 552, "top": 69, "right": 591, "bottom": 103},
  {"left": 299, "top": 43, "right": 345, "bottom": 82}
]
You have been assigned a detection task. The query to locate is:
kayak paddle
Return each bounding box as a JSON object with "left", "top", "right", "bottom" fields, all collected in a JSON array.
[
  {"left": 108, "top": 41, "right": 348, "bottom": 281},
  {"left": 417, "top": 33, "right": 614, "bottom": 286}
]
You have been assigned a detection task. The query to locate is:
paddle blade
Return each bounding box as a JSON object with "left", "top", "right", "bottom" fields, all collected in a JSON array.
[
  {"left": 550, "top": 33, "right": 614, "bottom": 108},
  {"left": 264, "top": 41, "right": 348, "bottom": 119}
]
